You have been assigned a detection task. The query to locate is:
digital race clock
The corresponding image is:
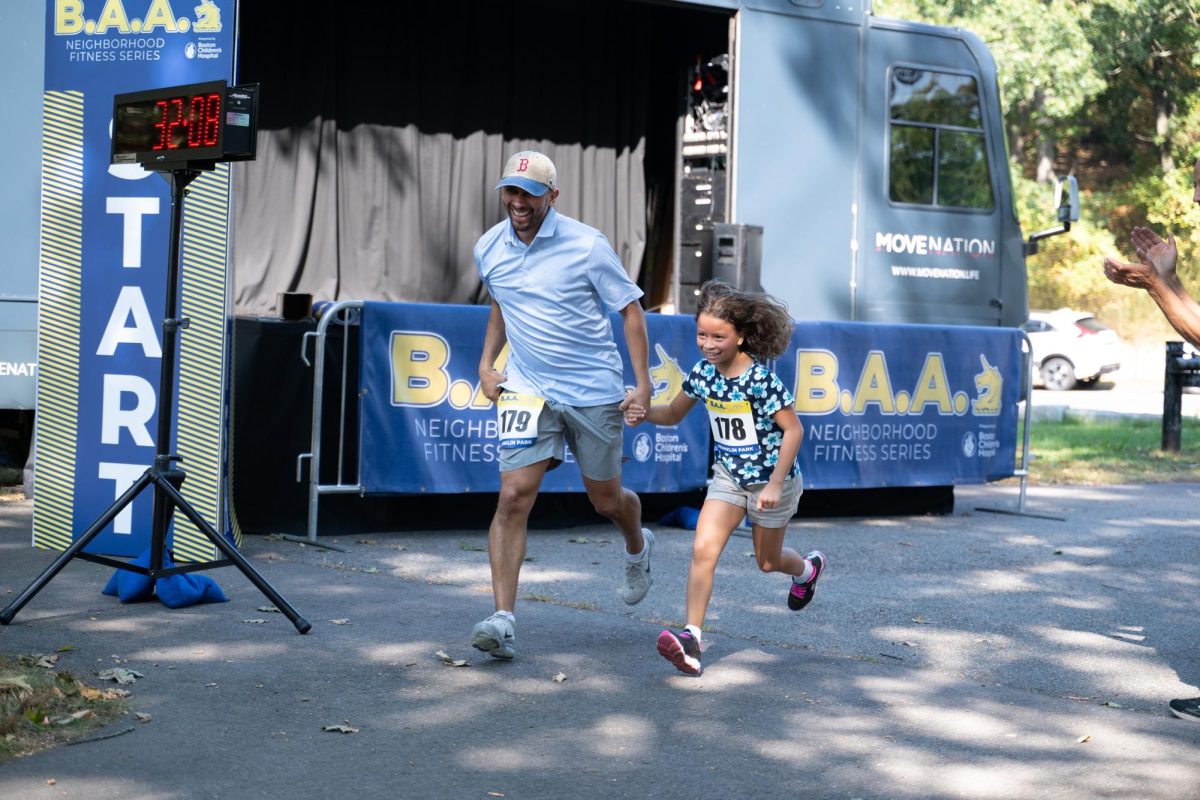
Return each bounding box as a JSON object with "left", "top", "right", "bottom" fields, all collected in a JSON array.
[{"left": 111, "top": 80, "right": 259, "bottom": 168}]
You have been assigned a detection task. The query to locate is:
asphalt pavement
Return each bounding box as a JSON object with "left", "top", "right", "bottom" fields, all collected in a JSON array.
[{"left": 1, "top": 476, "right": 1198, "bottom": 799}]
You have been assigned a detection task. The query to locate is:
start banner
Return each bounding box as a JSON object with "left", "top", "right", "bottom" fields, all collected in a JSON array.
[
  {"left": 34, "top": 0, "right": 237, "bottom": 559},
  {"left": 357, "top": 303, "right": 1021, "bottom": 494}
]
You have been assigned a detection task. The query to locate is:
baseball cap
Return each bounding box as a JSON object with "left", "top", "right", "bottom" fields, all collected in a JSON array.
[{"left": 495, "top": 151, "right": 557, "bottom": 197}]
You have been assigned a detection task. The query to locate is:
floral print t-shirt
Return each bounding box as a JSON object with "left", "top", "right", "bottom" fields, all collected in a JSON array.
[{"left": 682, "top": 359, "right": 802, "bottom": 488}]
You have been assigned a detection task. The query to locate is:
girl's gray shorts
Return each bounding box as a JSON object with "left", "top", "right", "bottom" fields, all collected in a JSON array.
[{"left": 707, "top": 462, "right": 803, "bottom": 528}]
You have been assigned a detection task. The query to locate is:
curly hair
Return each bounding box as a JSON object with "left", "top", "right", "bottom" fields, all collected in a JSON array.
[{"left": 695, "top": 280, "right": 794, "bottom": 360}]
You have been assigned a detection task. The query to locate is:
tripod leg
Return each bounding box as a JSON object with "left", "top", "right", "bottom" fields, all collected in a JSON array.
[
  {"left": 154, "top": 475, "right": 312, "bottom": 634},
  {"left": 2, "top": 470, "right": 155, "bottom": 625}
]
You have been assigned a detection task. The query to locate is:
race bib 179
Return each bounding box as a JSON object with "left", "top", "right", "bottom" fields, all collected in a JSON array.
[{"left": 497, "top": 391, "right": 545, "bottom": 449}]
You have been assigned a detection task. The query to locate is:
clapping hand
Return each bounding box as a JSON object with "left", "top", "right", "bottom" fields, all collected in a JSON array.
[{"left": 1131, "top": 226, "right": 1177, "bottom": 278}]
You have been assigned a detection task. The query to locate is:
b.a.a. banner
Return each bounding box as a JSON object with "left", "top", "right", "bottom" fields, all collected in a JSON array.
[{"left": 357, "top": 302, "right": 712, "bottom": 495}]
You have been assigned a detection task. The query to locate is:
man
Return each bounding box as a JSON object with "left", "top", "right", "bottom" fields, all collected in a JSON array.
[
  {"left": 471, "top": 150, "right": 654, "bottom": 660},
  {"left": 1102, "top": 155, "right": 1200, "bottom": 722}
]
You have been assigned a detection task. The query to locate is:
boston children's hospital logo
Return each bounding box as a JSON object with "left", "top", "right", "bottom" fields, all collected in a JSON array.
[{"left": 54, "top": 0, "right": 223, "bottom": 35}]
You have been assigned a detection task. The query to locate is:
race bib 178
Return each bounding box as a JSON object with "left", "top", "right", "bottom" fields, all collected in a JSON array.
[{"left": 705, "top": 398, "right": 759, "bottom": 455}]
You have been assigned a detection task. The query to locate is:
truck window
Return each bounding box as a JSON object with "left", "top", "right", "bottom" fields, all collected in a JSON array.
[{"left": 888, "top": 67, "right": 994, "bottom": 211}]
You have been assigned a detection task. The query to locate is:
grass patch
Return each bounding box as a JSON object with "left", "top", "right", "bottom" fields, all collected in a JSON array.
[
  {"left": 0, "top": 653, "right": 130, "bottom": 762},
  {"left": 1024, "top": 417, "right": 1200, "bottom": 485}
]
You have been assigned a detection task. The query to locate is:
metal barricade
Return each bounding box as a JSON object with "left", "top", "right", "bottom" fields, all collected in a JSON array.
[
  {"left": 976, "top": 332, "right": 1054, "bottom": 518},
  {"left": 1163, "top": 341, "right": 1200, "bottom": 452},
  {"left": 293, "top": 300, "right": 365, "bottom": 544}
]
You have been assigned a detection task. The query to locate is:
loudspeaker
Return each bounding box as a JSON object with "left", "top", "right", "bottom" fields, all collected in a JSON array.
[{"left": 712, "top": 224, "right": 763, "bottom": 293}]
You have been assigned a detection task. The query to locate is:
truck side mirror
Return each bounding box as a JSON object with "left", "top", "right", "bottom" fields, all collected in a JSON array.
[
  {"left": 1025, "top": 175, "right": 1082, "bottom": 256},
  {"left": 1053, "top": 175, "right": 1080, "bottom": 223}
]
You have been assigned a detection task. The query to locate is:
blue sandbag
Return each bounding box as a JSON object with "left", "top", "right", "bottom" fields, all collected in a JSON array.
[
  {"left": 658, "top": 506, "right": 701, "bottom": 530},
  {"left": 102, "top": 547, "right": 228, "bottom": 608},
  {"left": 101, "top": 548, "right": 155, "bottom": 603},
  {"left": 156, "top": 570, "right": 227, "bottom": 608},
  {"left": 658, "top": 506, "right": 751, "bottom": 531}
]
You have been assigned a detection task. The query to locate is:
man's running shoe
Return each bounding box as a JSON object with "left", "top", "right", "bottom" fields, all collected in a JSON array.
[
  {"left": 788, "top": 550, "right": 826, "bottom": 611},
  {"left": 470, "top": 612, "right": 515, "bottom": 660},
  {"left": 657, "top": 629, "right": 702, "bottom": 676},
  {"left": 1169, "top": 697, "right": 1200, "bottom": 723},
  {"left": 619, "top": 528, "right": 655, "bottom": 605}
]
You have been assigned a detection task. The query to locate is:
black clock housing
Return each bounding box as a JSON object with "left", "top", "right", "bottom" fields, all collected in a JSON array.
[{"left": 111, "top": 80, "right": 259, "bottom": 168}]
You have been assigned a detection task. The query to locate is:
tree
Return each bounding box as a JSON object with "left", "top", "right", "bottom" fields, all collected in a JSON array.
[
  {"left": 1083, "top": 0, "right": 1200, "bottom": 175},
  {"left": 875, "top": 0, "right": 1105, "bottom": 182}
]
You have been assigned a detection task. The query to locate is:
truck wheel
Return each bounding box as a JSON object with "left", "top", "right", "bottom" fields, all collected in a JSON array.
[{"left": 1040, "top": 357, "right": 1076, "bottom": 391}]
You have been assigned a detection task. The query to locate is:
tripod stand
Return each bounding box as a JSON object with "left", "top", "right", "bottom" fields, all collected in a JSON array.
[{"left": 1, "top": 166, "right": 311, "bottom": 634}]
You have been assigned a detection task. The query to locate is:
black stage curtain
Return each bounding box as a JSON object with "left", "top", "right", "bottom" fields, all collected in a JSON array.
[{"left": 231, "top": 1, "right": 726, "bottom": 314}]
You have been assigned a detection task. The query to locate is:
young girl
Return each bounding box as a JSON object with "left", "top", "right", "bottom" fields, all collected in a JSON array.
[{"left": 631, "top": 280, "right": 825, "bottom": 676}]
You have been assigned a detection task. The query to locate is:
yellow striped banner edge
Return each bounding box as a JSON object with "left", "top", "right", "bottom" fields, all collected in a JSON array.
[
  {"left": 32, "top": 91, "right": 85, "bottom": 552},
  {"left": 174, "top": 164, "right": 235, "bottom": 561}
]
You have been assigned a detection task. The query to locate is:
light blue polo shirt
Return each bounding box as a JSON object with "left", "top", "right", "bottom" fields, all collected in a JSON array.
[{"left": 474, "top": 208, "right": 643, "bottom": 406}]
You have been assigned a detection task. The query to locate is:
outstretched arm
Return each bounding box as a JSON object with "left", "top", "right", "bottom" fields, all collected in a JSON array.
[
  {"left": 637, "top": 391, "right": 697, "bottom": 427},
  {"left": 1104, "top": 228, "right": 1200, "bottom": 348},
  {"left": 618, "top": 301, "right": 652, "bottom": 425}
]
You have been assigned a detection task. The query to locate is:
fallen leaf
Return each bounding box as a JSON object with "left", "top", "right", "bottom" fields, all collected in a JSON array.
[
  {"left": 356, "top": 539, "right": 377, "bottom": 545},
  {"left": 241, "top": 619, "right": 270, "bottom": 624},
  {"left": 362, "top": 566, "right": 381, "bottom": 574},
  {"left": 329, "top": 619, "right": 350, "bottom": 625},
  {"left": 96, "top": 668, "right": 143, "bottom": 685},
  {"left": 0, "top": 675, "right": 33, "bottom": 692},
  {"left": 1064, "top": 695, "right": 1095, "bottom": 702},
  {"left": 459, "top": 542, "right": 486, "bottom": 552},
  {"left": 52, "top": 709, "right": 95, "bottom": 726},
  {"left": 911, "top": 615, "right": 934, "bottom": 625},
  {"left": 901, "top": 641, "right": 918, "bottom": 648},
  {"left": 488, "top": 793, "right": 505, "bottom": 798},
  {"left": 56, "top": 645, "right": 76, "bottom": 653},
  {"left": 434, "top": 650, "right": 470, "bottom": 667},
  {"left": 1103, "top": 701, "right": 1122, "bottom": 708},
  {"left": 135, "top": 712, "right": 152, "bottom": 723},
  {"left": 322, "top": 724, "right": 360, "bottom": 734},
  {"left": 205, "top": 683, "right": 219, "bottom": 688},
  {"left": 1076, "top": 734, "right": 1091, "bottom": 743},
  {"left": 22, "top": 654, "right": 59, "bottom": 669},
  {"left": 568, "top": 537, "right": 589, "bottom": 544},
  {"left": 553, "top": 672, "right": 567, "bottom": 684},
  {"left": 257, "top": 605, "right": 281, "bottom": 613}
]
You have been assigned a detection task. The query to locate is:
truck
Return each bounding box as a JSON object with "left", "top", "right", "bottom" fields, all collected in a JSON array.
[
  {"left": 3, "top": 0, "right": 1071, "bottom": 499},
  {"left": 0, "top": 2, "right": 44, "bottom": 477}
]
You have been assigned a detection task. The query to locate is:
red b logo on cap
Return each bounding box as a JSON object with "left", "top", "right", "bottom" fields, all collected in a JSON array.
[{"left": 517, "top": 158, "right": 529, "bottom": 173}]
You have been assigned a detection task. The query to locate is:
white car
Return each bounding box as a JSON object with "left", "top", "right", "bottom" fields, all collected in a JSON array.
[{"left": 1021, "top": 309, "right": 1122, "bottom": 391}]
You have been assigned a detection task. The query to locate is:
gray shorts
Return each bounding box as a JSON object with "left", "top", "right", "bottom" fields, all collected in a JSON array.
[
  {"left": 707, "top": 462, "right": 803, "bottom": 528},
  {"left": 498, "top": 400, "right": 623, "bottom": 481}
]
